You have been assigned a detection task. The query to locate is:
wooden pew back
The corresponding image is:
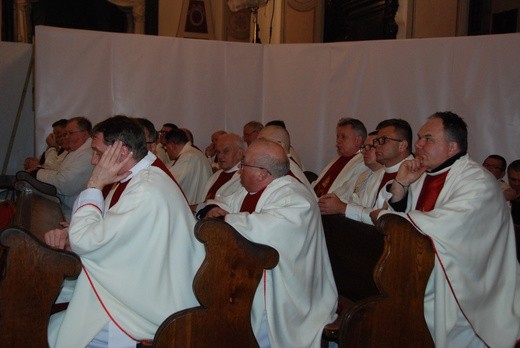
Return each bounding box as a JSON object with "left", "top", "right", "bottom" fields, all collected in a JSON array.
[
  {"left": 12, "top": 179, "right": 64, "bottom": 241},
  {"left": 0, "top": 227, "right": 81, "bottom": 346},
  {"left": 0, "top": 176, "right": 81, "bottom": 346},
  {"left": 153, "top": 218, "right": 279, "bottom": 347},
  {"left": 322, "top": 214, "right": 435, "bottom": 348}
]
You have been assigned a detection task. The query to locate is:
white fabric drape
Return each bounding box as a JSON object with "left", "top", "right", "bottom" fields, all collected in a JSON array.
[
  {"left": 34, "top": 26, "right": 520, "bottom": 173},
  {"left": 0, "top": 41, "right": 33, "bottom": 175}
]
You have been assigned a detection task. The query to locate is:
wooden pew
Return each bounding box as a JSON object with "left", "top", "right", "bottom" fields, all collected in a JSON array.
[
  {"left": 322, "top": 214, "right": 435, "bottom": 348},
  {"left": 153, "top": 218, "right": 279, "bottom": 347},
  {"left": 0, "top": 227, "right": 81, "bottom": 346},
  {"left": 12, "top": 178, "right": 64, "bottom": 241},
  {"left": 0, "top": 176, "right": 81, "bottom": 346}
]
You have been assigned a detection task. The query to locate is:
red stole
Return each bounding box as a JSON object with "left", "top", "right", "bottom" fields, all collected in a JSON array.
[
  {"left": 205, "top": 170, "right": 236, "bottom": 200},
  {"left": 287, "top": 170, "right": 303, "bottom": 184},
  {"left": 415, "top": 171, "right": 449, "bottom": 212},
  {"left": 103, "top": 156, "right": 187, "bottom": 208},
  {"left": 313, "top": 155, "right": 354, "bottom": 197},
  {"left": 108, "top": 181, "right": 130, "bottom": 209},
  {"left": 377, "top": 171, "right": 397, "bottom": 196},
  {"left": 240, "top": 187, "right": 266, "bottom": 213}
]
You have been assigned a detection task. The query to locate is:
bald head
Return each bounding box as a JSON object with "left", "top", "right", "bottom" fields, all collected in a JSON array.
[
  {"left": 240, "top": 139, "right": 289, "bottom": 193},
  {"left": 247, "top": 139, "right": 289, "bottom": 178},
  {"left": 258, "top": 125, "right": 291, "bottom": 153},
  {"left": 212, "top": 130, "right": 227, "bottom": 143}
]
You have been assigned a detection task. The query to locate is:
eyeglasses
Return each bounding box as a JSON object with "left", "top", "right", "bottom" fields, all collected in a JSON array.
[
  {"left": 359, "top": 144, "right": 375, "bottom": 153},
  {"left": 373, "top": 136, "right": 403, "bottom": 146},
  {"left": 63, "top": 130, "right": 84, "bottom": 137},
  {"left": 239, "top": 160, "right": 272, "bottom": 175}
]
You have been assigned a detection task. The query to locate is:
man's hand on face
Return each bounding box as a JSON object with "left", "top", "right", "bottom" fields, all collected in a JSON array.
[{"left": 88, "top": 140, "right": 133, "bottom": 190}]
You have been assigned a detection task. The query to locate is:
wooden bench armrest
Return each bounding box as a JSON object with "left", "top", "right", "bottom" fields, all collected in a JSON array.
[{"left": 322, "top": 296, "right": 353, "bottom": 342}]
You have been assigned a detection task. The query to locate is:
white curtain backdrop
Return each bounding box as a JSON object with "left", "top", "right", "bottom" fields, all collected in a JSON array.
[
  {"left": 34, "top": 26, "right": 520, "bottom": 173},
  {"left": 0, "top": 41, "right": 34, "bottom": 175}
]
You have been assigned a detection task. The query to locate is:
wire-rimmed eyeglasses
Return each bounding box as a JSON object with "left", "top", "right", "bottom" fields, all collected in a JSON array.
[
  {"left": 239, "top": 160, "right": 272, "bottom": 175},
  {"left": 373, "top": 136, "right": 403, "bottom": 146}
]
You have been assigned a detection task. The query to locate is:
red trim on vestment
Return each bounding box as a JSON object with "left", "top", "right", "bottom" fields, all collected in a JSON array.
[
  {"left": 81, "top": 265, "right": 152, "bottom": 345},
  {"left": 406, "top": 213, "right": 490, "bottom": 347},
  {"left": 74, "top": 203, "right": 102, "bottom": 215}
]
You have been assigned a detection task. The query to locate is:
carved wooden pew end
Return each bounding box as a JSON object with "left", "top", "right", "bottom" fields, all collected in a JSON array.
[
  {"left": 0, "top": 227, "right": 81, "bottom": 347},
  {"left": 153, "top": 218, "right": 279, "bottom": 348},
  {"left": 321, "top": 214, "right": 435, "bottom": 348}
]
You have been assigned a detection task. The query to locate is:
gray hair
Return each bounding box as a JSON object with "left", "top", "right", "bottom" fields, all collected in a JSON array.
[{"left": 252, "top": 139, "right": 289, "bottom": 178}]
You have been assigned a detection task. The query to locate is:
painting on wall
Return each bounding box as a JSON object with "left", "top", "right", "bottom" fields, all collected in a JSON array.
[{"left": 177, "top": 0, "right": 215, "bottom": 39}]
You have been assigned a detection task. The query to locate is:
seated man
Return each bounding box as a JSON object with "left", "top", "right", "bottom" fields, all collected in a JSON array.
[
  {"left": 257, "top": 124, "right": 314, "bottom": 195},
  {"left": 198, "top": 139, "right": 337, "bottom": 348},
  {"left": 44, "top": 115, "right": 204, "bottom": 348},
  {"left": 135, "top": 117, "right": 158, "bottom": 154},
  {"left": 156, "top": 122, "right": 178, "bottom": 166},
  {"left": 24, "top": 118, "right": 68, "bottom": 171},
  {"left": 319, "top": 131, "right": 382, "bottom": 214},
  {"left": 198, "top": 133, "right": 244, "bottom": 204},
  {"left": 165, "top": 127, "right": 212, "bottom": 204},
  {"left": 382, "top": 112, "right": 520, "bottom": 347},
  {"left": 483, "top": 154, "right": 517, "bottom": 201},
  {"left": 312, "top": 117, "right": 367, "bottom": 199},
  {"left": 265, "top": 119, "right": 304, "bottom": 170},
  {"left": 242, "top": 120, "right": 263, "bottom": 146},
  {"left": 32, "top": 116, "right": 94, "bottom": 220},
  {"left": 204, "top": 129, "right": 227, "bottom": 172},
  {"left": 319, "top": 119, "right": 413, "bottom": 224},
  {"left": 507, "top": 159, "right": 520, "bottom": 224}
]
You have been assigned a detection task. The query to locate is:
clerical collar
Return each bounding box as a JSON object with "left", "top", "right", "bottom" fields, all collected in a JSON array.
[
  {"left": 384, "top": 154, "right": 414, "bottom": 173},
  {"left": 427, "top": 151, "right": 466, "bottom": 174},
  {"left": 121, "top": 151, "right": 156, "bottom": 183},
  {"left": 224, "top": 164, "right": 239, "bottom": 173}
]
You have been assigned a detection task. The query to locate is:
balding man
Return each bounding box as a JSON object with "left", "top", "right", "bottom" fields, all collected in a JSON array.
[
  {"left": 205, "top": 130, "right": 227, "bottom": 171},
  {"left": 198, "top": 139, "right": 337, "bottom": 348},
  {"left": 265, "top": 119, "right": 304, "bottom": 169},
  {"left": 381, "top": 112, "right": 520, "bottom": 347},
  {"left": 257, "top": 125, "right": 314, "bottom": 195},
  {"left": 243, "top": 121, "right": 263, "bottom": 146},
  {"left": 193, "top": 133, "right": 245, "bottom": 211}
]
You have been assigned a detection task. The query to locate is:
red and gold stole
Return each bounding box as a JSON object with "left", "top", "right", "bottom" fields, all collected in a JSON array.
[
  {"left": 240, "top": 187, "right": 267, "bottom": 213},
  {"left": 313, "top": 155, "right": 355, "bottom": 197},
  {"left": 205, "top": 170, "right": 236, "bottom": 200},
  {"left": 415, "top": 171, "right": 449, "bottom": 212}
]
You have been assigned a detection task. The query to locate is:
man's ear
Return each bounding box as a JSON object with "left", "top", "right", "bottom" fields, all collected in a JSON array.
[
  {"left": 398, "top": 140, "right": 408, "bottom": 153},
  {"left": 118, "top": 145, "right": 132, "bottom": 162},
  {"left": 120, "top": 145, "right": 130, "bottom": 156},
  {"left": 447, "top": 141, "right": 460, "bottom": 157},
  {"left": 257, "top": 168, "right": 268, "bottom": 181}
]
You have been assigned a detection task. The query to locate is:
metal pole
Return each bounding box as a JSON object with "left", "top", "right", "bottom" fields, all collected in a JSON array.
[{"left": 2, "top": 46, "right": 34, "bottom": 175}]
